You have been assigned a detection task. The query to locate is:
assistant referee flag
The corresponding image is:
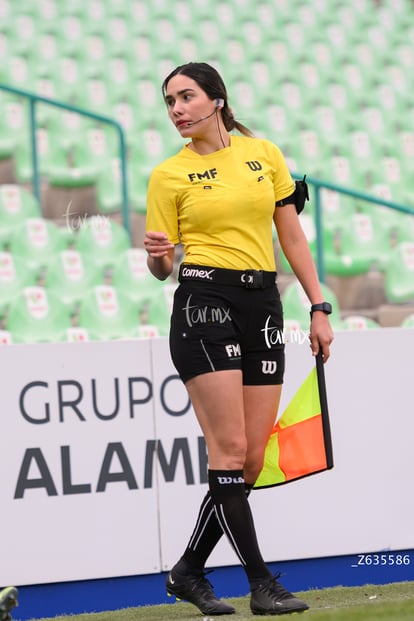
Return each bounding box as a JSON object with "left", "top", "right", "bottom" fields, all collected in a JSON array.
[{"left": 255, "top": 352, "right": 333, "bottom": 489}]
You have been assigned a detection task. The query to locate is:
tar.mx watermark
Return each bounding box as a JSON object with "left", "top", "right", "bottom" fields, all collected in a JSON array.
[{"left": 64, "top": 202, "right": 110, "bottom": 232}]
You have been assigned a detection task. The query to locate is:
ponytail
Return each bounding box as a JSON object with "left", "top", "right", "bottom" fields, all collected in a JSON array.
[{"left": 222, "top": 105, "right": 254, "bottom": 137}]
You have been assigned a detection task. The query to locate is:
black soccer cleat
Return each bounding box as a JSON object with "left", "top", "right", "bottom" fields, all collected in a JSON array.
[
  {"left": 250, "top": 575, "right": 309, "bottom": 616},
  {"left": 0, "top": 587, "right": 18, "bottom": 621},
  {"left": 166, "top": 566, "right": 235, "bottom": 615}
]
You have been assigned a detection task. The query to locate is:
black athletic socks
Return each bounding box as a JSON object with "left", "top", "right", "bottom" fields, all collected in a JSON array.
[
  {"left": 182, "top": 490, "right": 223, "bottom": 570},
  {"left": 208, "top": 469, "right": 272, "bottom": 585},
  {"left": 182, "top": 483, "right": 254, "bottom": 571}
]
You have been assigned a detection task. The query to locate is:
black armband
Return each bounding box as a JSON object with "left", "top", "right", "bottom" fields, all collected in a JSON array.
[{"left": 275, "top": 174, "right": 309, "bottom": 214}]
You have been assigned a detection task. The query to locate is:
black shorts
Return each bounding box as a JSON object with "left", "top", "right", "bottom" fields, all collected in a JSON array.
[{"left": 169, "top": 269, "right": 285, "bottom": 385}]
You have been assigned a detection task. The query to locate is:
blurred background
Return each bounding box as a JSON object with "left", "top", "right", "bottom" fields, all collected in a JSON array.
[{"left": 0, "top": 0, "right": 414, "bottom": 343}]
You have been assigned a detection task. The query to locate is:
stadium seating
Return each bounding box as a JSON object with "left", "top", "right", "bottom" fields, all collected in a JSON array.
[
  {"left": 1, "top": 0, "right": 414, "bottom": 337},
  {"left": 281, "top": 280, "right": 343, "bottom": 331},
  {"left": 145, "top": 282, "right": 178, "bottom": 336},
  {"left": 0, "top": 250, "right": 37, "bottom": 318},
  {"left": 76, "top": 284, "right": 141, "bottom": 340},
  {"left": 43, "top": 248, "right": 105, "bottom": 314},
  {"left": 74, "top": 214, "right": 131, "bottom": 272},
  {"left": 110, "top": 247, "right": 168, "bottom": 311},
  {"left": 384, "top": 242, "right": 414, "bottom": 304},
  {"left": 341, "top": 315, "right": 381, "bottom": 330},
  {"left": 401, "top": 314, "right": 414, "bottom": 328},
  {"left": 5, "top": 285, "right": 73, "bottom": 343},
  {"left": 7, "top": 216, "right": 68, "bottom": 277},
  {"left": 0, "top": 184, "right": 41, "bottom": 247}
]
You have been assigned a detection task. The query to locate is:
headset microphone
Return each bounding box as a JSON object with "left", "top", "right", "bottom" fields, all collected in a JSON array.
[{"left": 186, "top": 98, "right": 225, "bottom": 126}]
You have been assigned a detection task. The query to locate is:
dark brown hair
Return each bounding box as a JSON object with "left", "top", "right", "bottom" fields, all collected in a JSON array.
[{"left": 162, "top": 62, "right": 254, "bottom": 137}]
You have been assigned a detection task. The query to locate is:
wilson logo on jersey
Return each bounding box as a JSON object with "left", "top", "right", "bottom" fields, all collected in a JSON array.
[
  {"left": 245, "top": 160, "right": 262, "bottom": 171},
  {"left": 188, "top": 168, "right": 218, "bottom": 182},
  {"left": 262, "top": 360, "right": 277, "bottom": 374}
]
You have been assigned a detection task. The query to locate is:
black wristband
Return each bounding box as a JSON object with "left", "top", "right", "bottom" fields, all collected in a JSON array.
[{"left": 310, "top": 302, "right": 332, "bottom": 317}]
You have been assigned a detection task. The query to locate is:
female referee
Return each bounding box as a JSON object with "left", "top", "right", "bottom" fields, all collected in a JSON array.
[{"left": 144, "top": 62, "right": 333, "bottom": 616}]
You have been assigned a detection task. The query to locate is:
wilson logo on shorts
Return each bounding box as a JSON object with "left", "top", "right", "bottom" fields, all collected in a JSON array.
[{"left": 261, "top": 360, "right": 277, "bottom": 374}]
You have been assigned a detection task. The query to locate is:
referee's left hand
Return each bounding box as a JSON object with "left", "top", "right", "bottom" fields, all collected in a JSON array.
[{"left": 309, "top": 313, "right": 334, "bottom": 362}]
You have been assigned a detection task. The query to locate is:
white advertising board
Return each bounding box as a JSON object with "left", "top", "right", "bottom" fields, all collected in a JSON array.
[
  {"left": 1, "top": 328, "right": 413, "bottom": 587},
  {"left": 1, "top": 339, "right": 161, "bottom": 585}
]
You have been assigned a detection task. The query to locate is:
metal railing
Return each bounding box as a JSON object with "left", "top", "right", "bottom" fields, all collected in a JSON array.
[
  {"left": 0, "top": 83, "right": 130, "bottom": 237},
  {"left": 292, "top": 172, "right": 414, "bottom": 283},
  {"left": 1, "top": 81, "right": 414, "bottom": 275}
]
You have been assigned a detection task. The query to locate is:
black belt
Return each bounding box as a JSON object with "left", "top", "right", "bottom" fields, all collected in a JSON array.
[{"left": 179, "top": 264, "right": 277, "bottom": 289}]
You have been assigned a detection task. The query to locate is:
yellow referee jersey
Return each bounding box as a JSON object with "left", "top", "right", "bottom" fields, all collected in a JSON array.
[{"left": 145, "top": 135, "right": 295, "bottom": 271}]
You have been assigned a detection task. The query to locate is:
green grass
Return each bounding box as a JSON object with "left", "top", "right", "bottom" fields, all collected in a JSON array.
[{"left": 25, "top": 581, "right": 414, "bottom": 621}]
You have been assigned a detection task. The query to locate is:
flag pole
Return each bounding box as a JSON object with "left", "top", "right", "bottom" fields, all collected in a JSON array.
[{"left": 315, "top": 351, "right": 334, "bottom": 469}]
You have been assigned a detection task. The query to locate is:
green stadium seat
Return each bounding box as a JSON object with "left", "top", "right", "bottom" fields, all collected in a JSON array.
[
  {"left": 384, "top": 242, "right": 414, "bottom": 304},
  {"left": 74, "top": 215, "right": 131, "bottom": 272},
  {"left": 111, "top": 247, "right": 169, "bottom": 312},
  {"left": 77, "top": 76, "right": 113, "bottom": 116},
  {"left": 5, "top": 285, "right": 73, "bottom": 343},
  {"left": 57, "top": 15, "right": 87, "bottom": 56},
  {"left": 81, "top": 32, "right": 108, "bottom": 72},
  {"left": 281, "top": 280, "right": 342, "bottom": 331},
  {"left": 0, "top": 329, "right": 13, "bottom": 345},
  {"left": 277, "top": 213, "right": 337, "bottom": 277},
  {"left": 342, "top": 131, "right": 377, "bottom": 187},
  {"left": 48, "top": 109, "right": 94, "bottom": 149},
  {"left": 64, "top": 326, "right": 92, "bottom": 342},
  {"left": 392, "top": 214, "right": 414, "bottom": 246},
  {"left": 133, "top": 324, "right": 163, "bottom": 338},
  {"left": 103, "top": 56, "right": 134, "bottom": 102},
  {"left": 95, "top": 159, "right": 124, "bottom": 214},
  {"left": 102, "top": 15, "right": 133, "bottom": 56},
  {"left": 145, "top": 282, "right": 178, "bottom": 336},
  {"left": 0, "top": 98, "right": 30, "bottom": 154},
  {"left": 0, "top": 54, "right": 34, "bottom": 90},
  {"left": 43, "top": 248, "right": 105, "bottom": 314},
  {"left": 45, "top": 139, "right": 103, "bottom": 189},
  {"left": 334, "top": 212, "right": 391, "bottom": 275},
  {"left": 14, "top": 127, "right": 56, "bottom": 185},
  {"left": 77, "top": 284, "right": 140, "bottom": 340},
  {"left": 0, "top": 185, "right": 41, "bottom": 248},
  {"left": 111, "top": 101, "right": 142, "bottom": 136},
  {"left": 0, "top": 250, "right": 37, "bottom": 319},
  {"left": 128, "top": 127, "right": 174, "bottom": 185},
  {"left": 401, "top": 314, "right": 414, "bottom": 328},
  {"left": 368, "top": 157, "right": 406, "bottom": 203},
  {"left": 397, "top": 132, "right": 414, "bottom": 172},
  {"left": 341, "top": 315, "right": 381, "bottom": 330},
  {"left": 8, "top": 217, "right": 67, "bottom": 277},
  {"left": 95, "top": 155, "right": 148, "bottom": 216},
  {"left": 49, "top": 56, "right": 87, "bottom": 102},
  {"left": 0, "top": 96, "right": 16, "bottom": 160}
]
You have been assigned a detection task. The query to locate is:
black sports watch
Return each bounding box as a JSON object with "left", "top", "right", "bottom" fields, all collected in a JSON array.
[{"left": 310, "top": 302, "right": 332, "bottom": 317}]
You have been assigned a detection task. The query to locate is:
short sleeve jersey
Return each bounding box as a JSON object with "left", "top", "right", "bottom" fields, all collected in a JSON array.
[{"left": 145, "top": 134, "right": 295, "bottom": 271}]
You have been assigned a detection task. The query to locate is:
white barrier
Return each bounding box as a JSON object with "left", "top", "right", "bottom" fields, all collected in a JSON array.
[{"left": 1, "top": 328, "right": 413, "bottom": 586}]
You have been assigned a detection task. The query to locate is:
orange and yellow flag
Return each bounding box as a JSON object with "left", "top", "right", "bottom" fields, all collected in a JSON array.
[{"left": 255, "top": 353, "right": 333, "bottom": 489}]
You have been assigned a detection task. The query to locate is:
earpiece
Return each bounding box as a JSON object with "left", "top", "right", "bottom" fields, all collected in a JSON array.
[{"left": 215, "top": 98, "right": 224, "bottom": 109}]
